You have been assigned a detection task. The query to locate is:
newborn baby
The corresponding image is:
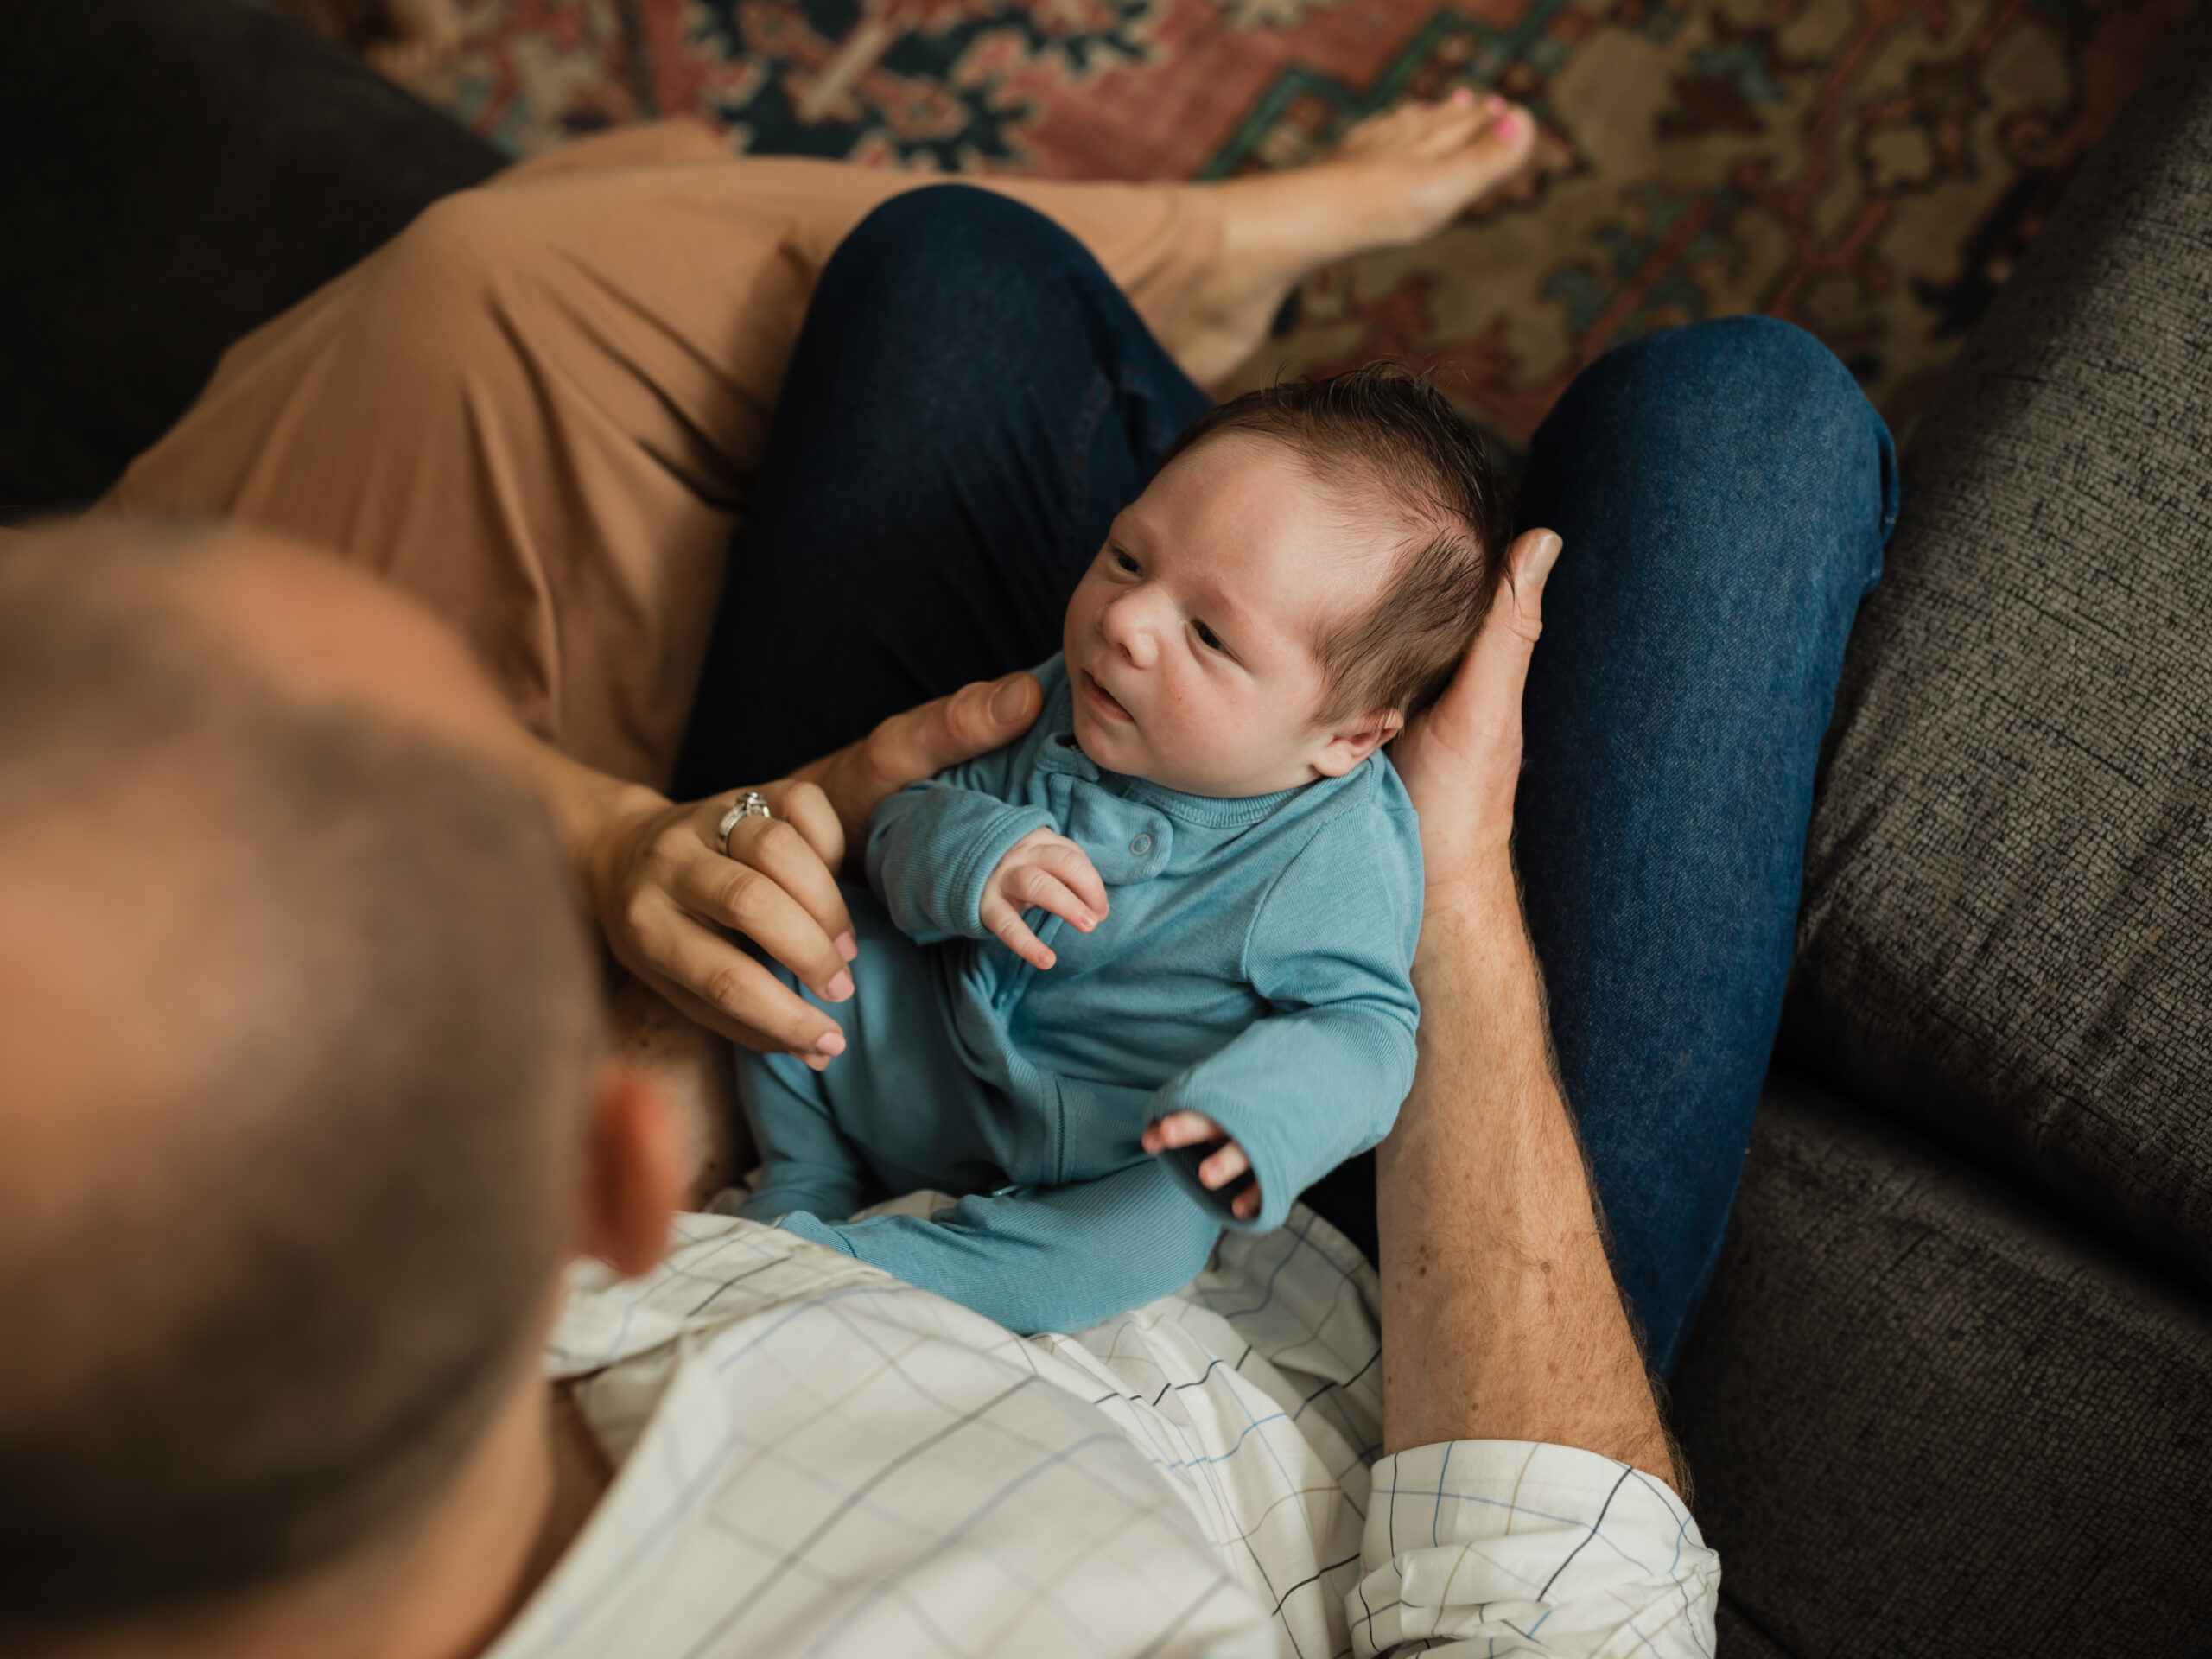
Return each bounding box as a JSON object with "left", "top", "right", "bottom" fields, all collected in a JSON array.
[{"left": 728, "top": 365, "right": 1513, "bottom": 1334}]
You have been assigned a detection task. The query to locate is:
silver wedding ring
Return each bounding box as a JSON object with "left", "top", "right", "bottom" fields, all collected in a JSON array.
[{"left": 716, "top": 790, "right": 772, "bottom": 855}]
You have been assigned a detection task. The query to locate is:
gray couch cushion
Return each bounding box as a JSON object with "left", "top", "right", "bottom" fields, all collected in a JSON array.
[
  {"left": 1784, "top": 8, "right": 2212, "bottom": 1284},
  {"left": 1674, "top": 1076, "right": 2212, "bottom": 1658}
]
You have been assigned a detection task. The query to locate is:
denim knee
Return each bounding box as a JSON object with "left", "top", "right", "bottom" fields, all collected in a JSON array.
[
  {"left": 825, "top": 185, "right": 1107, "bottom": 346},
  {"left": 1530, "top": 315, "right": 1897, "bottom": 595}
]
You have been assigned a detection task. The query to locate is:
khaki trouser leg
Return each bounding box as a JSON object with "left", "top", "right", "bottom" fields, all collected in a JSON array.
[{"left": 110, "top": 122, "right": 1224, "bottom": 787}]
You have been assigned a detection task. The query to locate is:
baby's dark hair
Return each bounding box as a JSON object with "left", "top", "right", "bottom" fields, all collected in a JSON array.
[{"left": 1164, "top": 362, "right": 1515, "bottom": 723}]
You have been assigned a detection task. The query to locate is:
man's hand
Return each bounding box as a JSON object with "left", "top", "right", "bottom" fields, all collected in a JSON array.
[
  {"left": 794, "top": 671, "right": 1045, "bottom": 875},
  {"left": 1374, "top": 524, "right": 1680, "bottom": 1491},
  {"left": 979, "top": 828, "right": 1108, "bottom": 970},
  {"left": 1389, "top": 529, "right": 1561, "bottom": 903},
  {"left": 1142, "top": 1111, "right": 1261, "bottom": 1221}
]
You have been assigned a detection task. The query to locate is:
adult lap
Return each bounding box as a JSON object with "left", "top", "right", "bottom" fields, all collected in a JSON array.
[{"left": 676, "top": 189, "right": 1895, "bottom": 1371}]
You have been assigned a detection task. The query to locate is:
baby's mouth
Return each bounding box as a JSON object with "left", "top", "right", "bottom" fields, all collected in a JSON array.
[{"left": 1081, "top": 668, "right": 1135, "bottom": 724}]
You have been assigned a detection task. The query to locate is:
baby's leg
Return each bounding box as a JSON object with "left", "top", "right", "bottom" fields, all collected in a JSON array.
[
  {"left": 779, "top": 1160, "right": 1225, "bottom": 1336},
  {"left": 730, "top": 1049, "right": 871, "bottom": 1224},
  {"left": 731, "top": 885, "right": 1004, "bottom": 1222}
]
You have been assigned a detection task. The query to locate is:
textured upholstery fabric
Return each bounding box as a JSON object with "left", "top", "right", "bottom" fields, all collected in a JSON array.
[
  {"left": 1713, "top": 1600, "right": 1789, "bottom": 1659},
  {"left": 1784, "top": 7, "right": 2212, "bottom": 1286},
  {"left": 0, "top": 0, "right": 503, "bottom": 515},
  {"left": 1675, "top": 1077, "right": 2212, "bottom": 1658}
]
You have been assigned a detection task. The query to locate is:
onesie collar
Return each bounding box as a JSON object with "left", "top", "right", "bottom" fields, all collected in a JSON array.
[{"left": 1036, "top": 729, "right": 1348, "bottom": 829}]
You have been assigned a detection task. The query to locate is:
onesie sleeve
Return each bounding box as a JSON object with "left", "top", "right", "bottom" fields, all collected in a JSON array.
[
  {"left": 1149, "top": 794, "right": 1423, "bottom": 1233},
  {"left": 866, "top": 747, "right": 1054, "bottom": 945}
]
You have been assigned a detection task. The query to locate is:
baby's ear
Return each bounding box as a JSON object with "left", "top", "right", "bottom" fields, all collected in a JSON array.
[{"left": 1312, "top": 706, "right": 1406, "bottom": 777}]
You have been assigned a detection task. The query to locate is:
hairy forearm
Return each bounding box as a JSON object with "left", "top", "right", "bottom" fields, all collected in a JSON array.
[{"left": 1377, "top": 853, "right": 1676, "bottom": 1489}]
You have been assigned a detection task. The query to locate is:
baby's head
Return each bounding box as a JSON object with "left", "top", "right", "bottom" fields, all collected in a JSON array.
[{"left": 1063, "top": 364, "right": 1514, "bottom": 798}]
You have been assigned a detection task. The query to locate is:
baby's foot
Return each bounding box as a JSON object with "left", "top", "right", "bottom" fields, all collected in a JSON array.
[{"left": 1166, "top": 91, "right": 1538, "bottom": 391}]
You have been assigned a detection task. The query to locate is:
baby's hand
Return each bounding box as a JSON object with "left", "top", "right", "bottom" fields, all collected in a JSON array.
[
  {"left": 1143, "top": 1111, "right": 1262, "bottom": 1222},
  {"left": 981, "top": 827, "right": 1108, "bottom": 970}
]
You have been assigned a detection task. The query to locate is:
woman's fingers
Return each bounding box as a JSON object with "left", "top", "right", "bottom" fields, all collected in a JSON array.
[
  {"left": 758, "top": 779, "right": 846, "bottom": 874},
  {"left": 715, "top": 798, "right": 857, "bottom": 967},
  {"left": 662, "top": 828, "right": 854, "bottom": 1005},
  {"left": 634, "top": 914, "right": 848, "bottom": 1063},
  {"left": 981, "top": 893, "right": 1056, "bottom": 970}
]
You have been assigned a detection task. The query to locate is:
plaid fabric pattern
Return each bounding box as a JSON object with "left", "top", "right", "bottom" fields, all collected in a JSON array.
[{"left": 493, "top": 1207, "right": 1717, "bottom": 1656}]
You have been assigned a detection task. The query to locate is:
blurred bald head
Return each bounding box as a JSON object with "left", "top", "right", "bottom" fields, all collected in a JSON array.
[{"left": 0, "top": 518, "right": 601, "bottom": 1636}]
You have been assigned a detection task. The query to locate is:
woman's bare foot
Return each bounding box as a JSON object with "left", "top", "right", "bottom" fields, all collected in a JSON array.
[{"left": 1166, "top": 89, "right": 1538, "bottom": 391}]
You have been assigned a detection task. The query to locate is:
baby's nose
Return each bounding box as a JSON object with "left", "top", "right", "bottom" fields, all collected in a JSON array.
[{"left": 1103, "top": 595, "right": 1160, "bottom": 666}]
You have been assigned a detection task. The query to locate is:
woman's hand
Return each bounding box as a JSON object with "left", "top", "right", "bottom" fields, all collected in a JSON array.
[
  {"left": 1390, "top": 528, "right": 1562, "bottom": 907},
  {"left": 536, "top": 671, "right": 1046, "bottom": 1063},
  {"left": 581, "top": 778, "right": 861, "bottom": 1067}
]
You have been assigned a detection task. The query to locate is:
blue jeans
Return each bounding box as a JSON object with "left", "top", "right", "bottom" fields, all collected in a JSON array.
[{"left": 674, "top": 186, "right": 1897, "bottom": 1376}]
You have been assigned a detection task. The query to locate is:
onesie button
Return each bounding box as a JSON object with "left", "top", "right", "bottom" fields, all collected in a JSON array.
[{"left": 1128, "top": 833, "right": 1153, "bottom": 855}]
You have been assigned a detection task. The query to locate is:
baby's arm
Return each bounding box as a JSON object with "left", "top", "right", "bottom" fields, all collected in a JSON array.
[
  {"left": 776, "top": 1159, "right": 1223, "bottom": 1335},
  {"left": 869, "top": 760, "right": 1109, "bottom": 965},
  {"left": 866, "top": 745, "right": 1054, "bottom": 944},
  {"left": 1145, "top": 803, "right": 1424, "bottom": 1232}
]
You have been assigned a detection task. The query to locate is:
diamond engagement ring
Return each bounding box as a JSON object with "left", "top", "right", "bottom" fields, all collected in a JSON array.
[{"left": 716, "top": 790, "right": 772, "bottom": 855}]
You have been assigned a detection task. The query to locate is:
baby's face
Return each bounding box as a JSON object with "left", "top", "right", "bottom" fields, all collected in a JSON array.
[{"left": 1062, "top": 434, "right": 1400, "bottom": 798}]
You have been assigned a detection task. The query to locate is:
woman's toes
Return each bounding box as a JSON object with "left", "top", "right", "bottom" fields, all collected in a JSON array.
[{"left": 1407, "top": 105, "right": 1497, "bottom": 162}]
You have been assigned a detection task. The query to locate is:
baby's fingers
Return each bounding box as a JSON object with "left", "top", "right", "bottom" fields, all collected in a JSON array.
[
  {"left": 1001, "top": 861, "right": 1103, "bottom": 933},
  {"left": 1033, "top": 842, "right": 1109, "bottom": 920},
  {"left": 981, "top": 892, "right": 1058, "bottom": 971},
  {"left": 1197, "top": 1140, "right": 1251, "bottom": 1192},
  {"left": 1142, "top": 1110, "right": 1225, "bottom": 1154}
]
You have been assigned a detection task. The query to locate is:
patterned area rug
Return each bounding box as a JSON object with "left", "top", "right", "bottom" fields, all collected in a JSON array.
[{"left": 401, "top": 0, "right": 2194, "bottom": 442}]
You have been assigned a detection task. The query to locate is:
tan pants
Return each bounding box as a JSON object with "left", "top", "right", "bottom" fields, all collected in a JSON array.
[{"left": 111, "top": 121, "right": 1221, "bottom": 790}]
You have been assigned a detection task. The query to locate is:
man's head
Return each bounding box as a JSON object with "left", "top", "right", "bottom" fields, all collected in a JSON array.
[
  {"left": 0, "top": 520, "right": 655, "bottom": 1645},
  {"left": 1061, "top": 363, "right": 1514, "bottom": 797}
]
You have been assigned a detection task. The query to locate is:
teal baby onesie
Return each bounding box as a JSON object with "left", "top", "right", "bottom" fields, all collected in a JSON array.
[{"left": 730, "top": 653, "right": 1422, "bottom": 1333}]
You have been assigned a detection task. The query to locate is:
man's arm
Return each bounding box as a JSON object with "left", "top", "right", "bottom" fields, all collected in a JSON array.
[{"left": 1378, "top": 529, "right": 1675, "bottom": 1486}]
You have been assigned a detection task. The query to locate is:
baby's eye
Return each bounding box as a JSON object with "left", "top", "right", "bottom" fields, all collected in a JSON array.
[
  {"left": 1194, "top": 620, "right": 1225, "bottom": 652},
  {"left": 1112, "top": 549, "right": 1140, "bottom": 575}
]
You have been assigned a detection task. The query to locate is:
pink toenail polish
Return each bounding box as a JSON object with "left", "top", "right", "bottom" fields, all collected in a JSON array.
[
  {"left": 1497, "top": 111, "right": 1526, "bottom": 139},
  {"left": 1486, "top": 92, "right": 1508, "bottom": 114},
  {"left": 1452, "top": 86, "right": 1474, "bottom": 106}
]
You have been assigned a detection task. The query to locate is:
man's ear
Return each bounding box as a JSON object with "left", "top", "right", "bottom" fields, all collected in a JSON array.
[
  {"left": 1312, "top": 706, "right": 1406, "bottom": 777},
  {"left": 575, "top": 1065, "right": 683, "bottom": 1279}
]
